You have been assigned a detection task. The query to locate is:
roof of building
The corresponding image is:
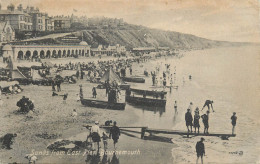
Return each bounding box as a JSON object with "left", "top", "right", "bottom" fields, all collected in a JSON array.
[
  {"left": 2, "top": 44, "right": 13, "bottom": 51},
  {"left": 79, "top": 41, "right": 88, "bottom": 46},
  {"left": 0, "top": 10, "right": 24, "bottom": 15}
]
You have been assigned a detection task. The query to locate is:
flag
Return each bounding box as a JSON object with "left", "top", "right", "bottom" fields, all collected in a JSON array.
[{"left": 73, "top": 9, "right": 78, "bottom": 12}]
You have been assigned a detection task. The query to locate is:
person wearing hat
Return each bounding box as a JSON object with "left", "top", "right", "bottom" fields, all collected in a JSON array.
[
  {"left": 196, "top": 137, "right": 205, "bottom": 164},
  {"left": 109, "top": 121, "right": 120, "bottom": 150},
  {"left": 185, "top": 109, "right": 193, "bottom": 133},
  {"left": 194, "top": 107, "right": 200, "bottom": 133},
  {"left": 231, "top": 112, "right": 237, "bottom": 135},
  {"left": 91, "top": 121, "right": 101, "bottom": 151}
]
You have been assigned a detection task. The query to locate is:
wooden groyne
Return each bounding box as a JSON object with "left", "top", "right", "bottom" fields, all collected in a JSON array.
[{"left": 83, "top": 125, "right": 235, "bottom": 140}]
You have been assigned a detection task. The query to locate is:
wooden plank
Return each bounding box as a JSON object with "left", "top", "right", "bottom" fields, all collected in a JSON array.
[
  {"left": 145, "top": 128, "right": 236, "bottom": 137},
  {"left": 83, "top": 125, "right": 147, "bottom": 129}
]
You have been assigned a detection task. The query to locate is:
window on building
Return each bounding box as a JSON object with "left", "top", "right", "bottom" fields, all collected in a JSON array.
[{"left": 20, "top": 16, "right": 24, "bottom": 21}]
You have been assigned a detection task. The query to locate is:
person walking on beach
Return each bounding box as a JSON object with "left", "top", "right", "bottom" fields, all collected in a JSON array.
[
  {"left": 196, "top": 137, "right": 205, "bottom": 164},
  {"left": 174, "top": 101, "right": 178, "bottom": 113},
  {"left": 201, "top": 100, "right": 214, "bottom": 112},
  {"left": 201, "top": 111, "right": 209, "bottom": 134},
  {"left": 91, "top": 121, "right": 101, "bottom": 151},
  {"left": 194, "top": 107, "right": 200, "bottom": 133},
  {"left": 231, "top": 112, "right": 237, "bottom": 135},
  {"left": 109, "top": 121, "right": 120, "bottom": 150},
  {"left": 56, "top": 80, "right": 61, "bottom": 92},
  {"left": 101, "top": 132, "right": 109, "bottom": 151},
  {"left": 185, "top": 109, "right": 193, "bottom": 133},
  {"left": 92, "top": 87, "right": 97, "bottom": 98}
]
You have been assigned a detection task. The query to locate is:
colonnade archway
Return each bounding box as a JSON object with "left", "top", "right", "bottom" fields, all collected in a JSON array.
[{"left": 15, "top": 48, "right": 87, "bottom": 60}]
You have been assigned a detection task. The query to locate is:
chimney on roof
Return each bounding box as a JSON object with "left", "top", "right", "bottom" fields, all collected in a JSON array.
[
  {"left": 30, "top": 6, "right": 34, "bottom": 11},
  {"left": 17, "top": 4, "right": 23, "bottom": 11},
  {"left": 0, "top": 4, "right": 2, "bottom": 10},
  {"left": 7, "top": 4, "right": 15, "bottom": 11}
]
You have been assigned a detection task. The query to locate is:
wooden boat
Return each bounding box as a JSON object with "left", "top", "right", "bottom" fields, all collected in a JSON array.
[
  {"left": 130, "top": 88, "right": 167, "bottom": 96},
  {"left": 125, "top": 95, "right": 166, "bottom": 107},
  {"left": 79, "top": 85, "right": 126, "bottom": 110},
  {"left": 122, "top": 76, "right": 145, "bottom": 83},
  {"left": 81, "top": 99, "right": 126, "bottom": 110}
]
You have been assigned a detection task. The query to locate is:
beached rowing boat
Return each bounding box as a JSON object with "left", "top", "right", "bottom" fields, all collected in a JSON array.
[
  {"left": 122, "top": 76, "right": 145, "bottom": 83},
  {"left": 125, "top": 94, "right": 166, "bottom": 107},
  {"left": 130, "top": 88, "right": 167, "bottom": 96},
  {"left": 80, "top": 85, "right": 126, "bottom": 110},
  {"left": 80, "top": 99, "right": 126, "bottom": 110}
]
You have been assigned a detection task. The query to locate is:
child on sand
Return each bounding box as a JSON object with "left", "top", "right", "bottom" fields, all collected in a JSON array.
[
  {"left": 101, "top": 132, "right": 109, "bottom": 150},
  {"left": 71, "top": 109, "right": 77, "bottom": 122}
]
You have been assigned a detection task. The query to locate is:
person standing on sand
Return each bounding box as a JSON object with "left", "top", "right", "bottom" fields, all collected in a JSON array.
[
  {"left": 92, "top": 87, "right": 97, "bottom": 98},
  {"left": 56, "top": 80, "right": 61, "bottom": 92},
  {"left": 196, "top": 137, "right": 205, "bottom": 164},
  {"left": 91, "top": 121, "right": 101, "bottom": 151},
  {"left": 201, "top": 111, "right": 209, "bottom": 134},
  {"left": 62, "top": 93, "right": 68, "bottom": 104},
  {"left": 231, "top": 112, "right": 237, "bottom": 135},
  {"left": 194, "top": 107, "right": 200, "bottom": 133},
  {"left": 201, "top": 100, "right": 214, "bottom": 112},
  {"left": 71, "top": 109, "right": 77, "bottom": 122},
  {"left": 51, "top": 80, "right": 56, "bottom": 91},
  {"left": 185, "top": 109, "right": 193, "bottom": 133},
  {"left": 109, "top": 121, "right": 120, "bottom": 150}
]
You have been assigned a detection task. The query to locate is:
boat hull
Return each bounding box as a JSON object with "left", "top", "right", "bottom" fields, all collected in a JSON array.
[
  {"left": 81, "top": 99, "right": 126, "bottom": 110},
  {"left": 122, "top": 77, "right": 145, "bottom": 83},
  {"left": 125, "top": 95, "right": 166, "bottom": 107},
  {"left": 130, "top": 88, "right": 167, "bottom": 96}
]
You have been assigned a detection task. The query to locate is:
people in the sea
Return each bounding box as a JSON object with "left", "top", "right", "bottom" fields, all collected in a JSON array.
[
  {"left": 174, "top": 101, "right": 178, "bottom": 113},
  {"left": 188, "top": 102, "right": 193, "bottom": 113},
  {"left": 194, "top": 107, "right": 200, "bottom": 133},
  {"left": 231, "top": 112, "right": 237, "bottom": 135},
  {"left": 185, "top": 109, "right": 193, "bottom": 133},
  {"left": 201, "top": 100, "right": 214, "bottom": 112},
  {"left": 201, "top": 111, "right": 209, "bottom": 134}
]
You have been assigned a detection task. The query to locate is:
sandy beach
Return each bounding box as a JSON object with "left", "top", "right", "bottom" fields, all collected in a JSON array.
[{"left": 0, "top": 45, "right": 259, "bottom": 164}]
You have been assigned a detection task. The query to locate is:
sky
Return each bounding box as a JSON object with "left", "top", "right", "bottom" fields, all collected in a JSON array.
[{"left": 0, "top": 0, "right": 259, "bottom": 42}]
